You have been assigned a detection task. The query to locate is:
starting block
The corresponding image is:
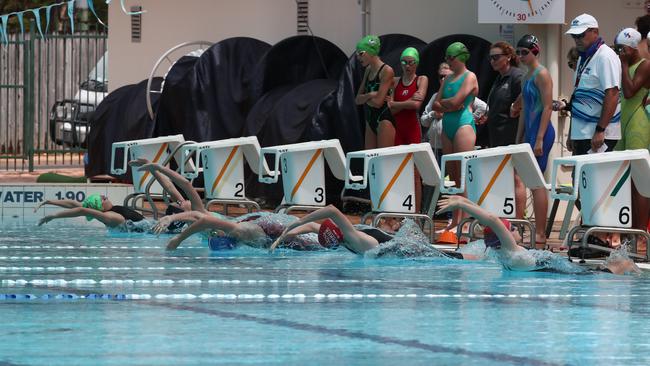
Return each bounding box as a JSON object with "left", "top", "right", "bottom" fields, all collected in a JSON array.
[
  {"left": 258, "top": 139, "right": 346, "bottom": 214},
  {"left": 111, "top": 134, "right": 195, "bottom": 218},
  {"left": 551, "top": 150, "right": 650, "bottom": 262},
  {"left": 440, "top": 144, "right": 549, "bottom": 248},
  {"left": 345, "top": 143, "right": 440, "bottom": 243},
  {"left": 180, "top": 136, "right": 268, "bottom": 215}
]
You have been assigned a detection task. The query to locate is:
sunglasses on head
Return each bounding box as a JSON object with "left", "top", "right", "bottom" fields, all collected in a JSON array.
[
  {"left": 401, "top": 59, "right": 417, "bottom": 66},
  {"left": 515, "top": 49, "right": 530, "bottom": 56},
  {"left": 567, "top": 60, "right": 576, "bottom": 68},
  {"left": 489, "top": 53, "right": 504, "bottom": 61},
  {"left": 356, "top": 51, "right": 366, "bottom": 57}
]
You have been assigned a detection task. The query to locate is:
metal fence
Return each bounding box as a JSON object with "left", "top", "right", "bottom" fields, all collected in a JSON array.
[{"left": 0, "top": 22, "right": 107, "bottom": 171}]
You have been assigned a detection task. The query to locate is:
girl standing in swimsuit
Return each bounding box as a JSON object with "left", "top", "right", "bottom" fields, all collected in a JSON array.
[
  {"left": 431, "top": 42, "right": 479, "bottom": 233},
  {"left": 515, "top": 34, "right": 555, "bottom": 248},
  {"left": 389, "top": 47, "right": 428, "bottom": 212},
  {"left": 614, "top": 28, "right": 650, "bottom": 234},
  {"left": 354, "top": 35, "right": 396, "bottom": 149}
]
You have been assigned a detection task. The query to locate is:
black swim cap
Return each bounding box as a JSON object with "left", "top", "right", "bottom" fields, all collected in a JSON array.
[{"left": 517, "top": 34, "right": 540, "bottom": 55}]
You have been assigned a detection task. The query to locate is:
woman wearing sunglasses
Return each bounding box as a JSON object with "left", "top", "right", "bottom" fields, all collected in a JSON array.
[
  {"left": 431, "top": 42, "right": 479, "bottom": 233},
  {"left": 387, "top": 47, "right": 428, "bottom": 212},
  {"left": 515, "top": 34, "right": 555, "bottom": 248},
  {"left": 354, "top": 35, "right": 396, "bottom": 149}
]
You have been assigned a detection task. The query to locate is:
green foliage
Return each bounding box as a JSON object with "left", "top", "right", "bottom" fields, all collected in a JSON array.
[{"left": 1, "top": 0, "right": 108, "bottom": 33}]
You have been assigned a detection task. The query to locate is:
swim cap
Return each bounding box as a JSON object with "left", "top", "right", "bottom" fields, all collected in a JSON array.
[
  {"left": 318, "top": 219, "right": 343, "bottom": 249},
  {"left": 400, "top": 47, "right": 420, "bottom": 64},
  {"left": 356, "top": 35, "right": 380, "bottom": 56},
  {"left": 208, "top": 236, "right": 237, "bottom": 251},
  {"left": 615, "top": 28, "right": 641, "bottom": 48},
  {"left": 517, "top": 34, "right": 540, "bottom": 55},
  {"left": 482, "top": 219, "right": 511, "bottom": 249},
  {"left": 82, "top": 194, "right": 103, "bottom": 221},
  {"left": 446, "top": 42, "right": 470, "bottom": 63}
]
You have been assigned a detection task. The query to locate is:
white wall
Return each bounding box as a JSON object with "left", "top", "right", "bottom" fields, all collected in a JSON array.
[{"left": 108, "top": 0, "right": 532, "bottom": 91}]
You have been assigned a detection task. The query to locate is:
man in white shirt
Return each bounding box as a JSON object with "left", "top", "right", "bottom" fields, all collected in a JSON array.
[{"left": 565, "top": 13, "right": 621, "bottom": 155}]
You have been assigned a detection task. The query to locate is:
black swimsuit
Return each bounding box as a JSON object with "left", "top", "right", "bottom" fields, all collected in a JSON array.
[
  {"left": 109, "top": 206, "right": 145, "bottom": 222},
  {"left": 364, "top": 64, "right": 395, "bottom": 133}
]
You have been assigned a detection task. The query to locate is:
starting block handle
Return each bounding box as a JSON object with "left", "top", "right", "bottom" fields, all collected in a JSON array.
[
  {"left": 180, "top": 145, "right": 201, "bottom": 179},
  {"left": 344, "top": 155, "right": 368, "bottom": 190},
  {"left": 439, "top": 155, "right": 466, "bottom": 195},
  {"left": 258, "top": 150, "right": 281, "bottom": 184},
  {"left": 110, "top": 143, "right": 130, "bottom": 175},
  {"left": 550, "top": 160, "right": 578, "bottom": 201}
]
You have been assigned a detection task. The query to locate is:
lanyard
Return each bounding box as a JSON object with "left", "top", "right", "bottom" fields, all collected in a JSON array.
[{"left": 574, "top": 40, "right": 603, "bottom": 88}]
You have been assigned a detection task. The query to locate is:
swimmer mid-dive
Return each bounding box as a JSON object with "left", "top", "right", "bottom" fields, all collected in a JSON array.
[
  {"left": 269, "top": 204, "right": 479, "bottom": 259},
  {"left": 35, "top": 194, "right": 145, "bottom": 229},
  {"left": 436, "top": 195, "right": 641, "bottom": 275},
  {"left": 163, "top": 212, "right": 322, "bottom": 251}
]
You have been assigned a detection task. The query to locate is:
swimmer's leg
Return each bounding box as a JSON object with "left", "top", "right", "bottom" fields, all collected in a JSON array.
[{"left": 377, "top": 120, "right": 396, "bottom": 148}]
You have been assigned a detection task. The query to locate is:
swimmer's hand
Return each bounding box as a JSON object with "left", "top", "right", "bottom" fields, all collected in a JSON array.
[
  {"left": 38, "top": 215, "right": 53, "bottom": 226},
  {"left": 268, "top": 221, "right": 301, "bottom": 253},
  {"left": 33, "top": 200, "right": 49, "bottom": 213},
  {"left": 435, "top": 196, "right": 466, "bottom": 215},
  {"left": 152, "top": 216, "right": 172, "bottom": 236},
  {"left": 128, "top": 158, "right": 150, "bottom": 167},
  {"left": 136, "top": 163, "right": 159, "bottom": 172}
]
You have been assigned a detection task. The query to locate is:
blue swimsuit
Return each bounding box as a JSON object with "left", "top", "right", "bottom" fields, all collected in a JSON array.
[{"left": 522, "top": 66, "right": 555, "bottom": 172}]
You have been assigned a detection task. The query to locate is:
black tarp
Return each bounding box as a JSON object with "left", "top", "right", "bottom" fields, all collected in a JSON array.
[
  {"left": 85, "top": 77, "right": 162, "bottom": 179},
  {"left": 154, "top": 37, "right": 272, "bottom": 141}
]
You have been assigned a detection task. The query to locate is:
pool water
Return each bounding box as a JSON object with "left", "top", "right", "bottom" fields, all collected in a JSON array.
[{"left": 1, "top": 220, "right": 650, "bottom": 365}]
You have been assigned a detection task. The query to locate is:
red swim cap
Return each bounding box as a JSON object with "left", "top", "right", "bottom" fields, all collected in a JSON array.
[
  {"left": 483, "top": 219, "right": 511, "bottom": 249},
  {"left": 318, "top": 219, "right": 343, "bottom": 249}
]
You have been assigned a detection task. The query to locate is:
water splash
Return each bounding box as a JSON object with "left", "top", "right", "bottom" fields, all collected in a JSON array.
[{"left": 363, "top": 220, "right": 447, "bottom": 259}]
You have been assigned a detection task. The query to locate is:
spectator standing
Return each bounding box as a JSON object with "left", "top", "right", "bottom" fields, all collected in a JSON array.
[{"left": 565, "top": 13, "right": 621, "bottom": 155}]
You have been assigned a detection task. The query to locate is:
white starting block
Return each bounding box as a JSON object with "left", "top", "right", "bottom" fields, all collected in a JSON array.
[
  {"left": 345, "top": 143, "right": 440, "bottom": 243},
  {"left": 258, "top": 139, "right": 346, "bottom": 214},
  {"left": 180, "top": 136, "right": 267, "bottom": 214},
  {"left": 440, "top": 144, "right": 549, "bottom": 248},
  {"left": 551, "top": 150, "right": 650, "bottom": 261},
  {"left": 111, "top": 134, "right": 195, "bottom": 218}
]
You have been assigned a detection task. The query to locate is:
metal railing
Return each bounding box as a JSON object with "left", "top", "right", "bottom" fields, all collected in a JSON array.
[{"left": 0, "top": 21, "right": 107, "bottom": 171}]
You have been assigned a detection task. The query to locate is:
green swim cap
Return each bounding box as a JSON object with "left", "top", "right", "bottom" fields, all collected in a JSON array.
[
  {"left": 400, "top": 47, "right": 420, "bottom": 64},
  {"left": 356, "top": 35, "right": 380, "bottom": 56},
  {"left": 82, "top": 194, "right": 103, "bottom": 221},
  {"left": 446, "top": 42, "right": 470, "bottom": 63}
]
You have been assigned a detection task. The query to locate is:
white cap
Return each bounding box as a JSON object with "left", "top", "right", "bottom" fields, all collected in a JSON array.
[
  {"left": 615, "top": 28, "right": 642, "bottom": 48},
  {"left": 566, "top": 13, "right": 599, "bottom": 35}
]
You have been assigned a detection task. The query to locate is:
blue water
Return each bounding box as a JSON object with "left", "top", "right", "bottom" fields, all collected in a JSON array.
[{"left": 1, "top": 220, "right": 650, "bottom": 365}]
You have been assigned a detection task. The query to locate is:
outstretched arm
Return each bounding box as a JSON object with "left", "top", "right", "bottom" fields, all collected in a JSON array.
[
  {"left": 166, "top": 215, "right": 238, "bottom": 250},
  {"left": 34, "top": 199, "right": 82, "bottom": 212},
  {"left": 129, "top": 158, "right": 185, "bottom": 203},
  {"left": 151, "top": 210, "right": 208, "bottom": 235},
  {"left": 436, "top": 196, "right": 519, "bottom": 251},
  {"left": 38, "top": 207, "right": 124, "bottom": 228},
  {"left": 136, "top": 162, "right": 207, "bottom": 214},
  {"left": 269, "top": 205, "right": 379, "bottom": 254}
]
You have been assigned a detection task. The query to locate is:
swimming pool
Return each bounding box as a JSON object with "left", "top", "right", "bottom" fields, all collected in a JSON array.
[{"left": 1, "top": 220, "right": 650, "bottom": 365}]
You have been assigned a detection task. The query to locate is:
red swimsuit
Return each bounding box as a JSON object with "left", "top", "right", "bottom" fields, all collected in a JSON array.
[{"left": 393, "top": 76, "right": 422, "bottom": 145}]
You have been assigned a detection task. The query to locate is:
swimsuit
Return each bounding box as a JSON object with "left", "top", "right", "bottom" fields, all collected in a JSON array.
[
  {"left": 109, "top": 206, "right": 145, "bottom": 222},
  {"left": 364, "top": 64, "right": 395, "bottom": 133},
  {"left": 393, "top": 76, "right": 422, "bottom": 145},
  {"left": 616, "top": 59, "right": 650, "bottom": 151},
  {"left": 441, "top": 72, "right": 475, "bottom": 140},
  {"left": 522, "top": 66, "right": 555, "bottom": 172}
]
